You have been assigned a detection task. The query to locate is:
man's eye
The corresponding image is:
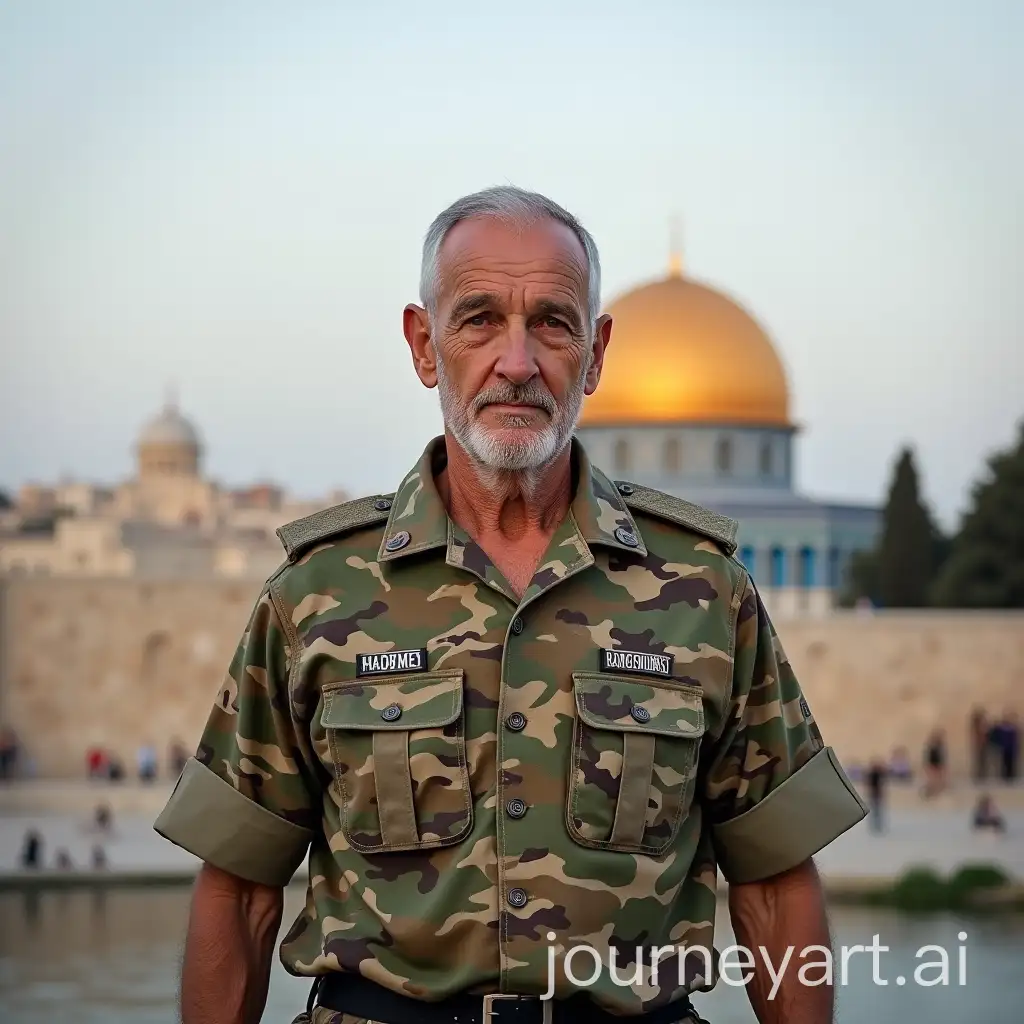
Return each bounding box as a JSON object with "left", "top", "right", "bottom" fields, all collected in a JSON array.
[
  {"left": 542, "top": 316, "right": 567, "bottom": 329},
  {"left": 466, "top": 314, "right": 490, "bottom": 327}
]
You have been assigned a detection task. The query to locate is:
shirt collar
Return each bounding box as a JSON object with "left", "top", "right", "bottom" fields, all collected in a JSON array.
[{"left": 377, "top": 435, "right": 648, "bottom": 563}]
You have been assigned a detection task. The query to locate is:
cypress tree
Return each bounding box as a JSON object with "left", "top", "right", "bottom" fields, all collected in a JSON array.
[
  {"left": 931, "top": 421, "right": 1024, "bottom": 608},
  {"left": 876, "top": 447, "right": 940, "bottom": 607}
]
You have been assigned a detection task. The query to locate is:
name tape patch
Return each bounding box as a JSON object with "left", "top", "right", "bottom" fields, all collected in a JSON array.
[
  {"left": 356, "top": 648, "right": 428, "bottom": 677},
  {"left": 799, "top": 696, "right": 812, "bottom": 720},
  {"left": 599, "top": 648, "right": 674, "bottom": 679}
]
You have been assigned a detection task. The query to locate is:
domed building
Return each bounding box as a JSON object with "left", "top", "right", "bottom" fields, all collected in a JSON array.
[
  {"left": 577, "top": 257, "right": 879, "bottom": 616},
  {"left": 111, "top": 398, "right": 218, "bottom": 530},
  {"left": 1, "top": 394, "right": 343, "bottom": 580},
  {"left": 137, "top": 401, "right": 203, "bottom": 478}
]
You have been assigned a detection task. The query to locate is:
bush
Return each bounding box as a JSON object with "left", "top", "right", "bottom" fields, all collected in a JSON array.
[
  {"left": 871, "top": 863, "right": 1016, "bottom": 912},
  {"left": 948, "top": 864, "right": 1011, "bottom": 907},
  {"left": 890, "top": 867, "right": 948, "bottom": 911}
]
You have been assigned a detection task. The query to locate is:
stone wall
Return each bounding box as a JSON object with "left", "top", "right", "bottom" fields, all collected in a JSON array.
[{"left": 1, "top": 578, "right": 1021, "bottom": 778}]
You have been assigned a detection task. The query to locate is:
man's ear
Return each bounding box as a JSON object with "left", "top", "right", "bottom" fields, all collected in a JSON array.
[
  {"left": 404, "top": 304, "right": 437, "bottom": 388},
  {"left": 584, "top": 314, "right": 613, "bottom": 395}
]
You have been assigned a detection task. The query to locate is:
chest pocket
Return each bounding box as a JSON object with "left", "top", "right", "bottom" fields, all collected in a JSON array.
[
  {"left": 567, "top": 672, "right": 705, "bottom": 855},
  {"left": 320, "top": 669, "right": 472, "bottom": 853}
]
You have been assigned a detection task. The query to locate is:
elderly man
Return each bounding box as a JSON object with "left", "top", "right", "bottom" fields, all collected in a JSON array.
[{"left": 155, "top": 186, "right": 866, "bottom": 1024}]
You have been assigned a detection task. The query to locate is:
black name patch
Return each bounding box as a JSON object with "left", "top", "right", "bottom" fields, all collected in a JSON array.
[
  {"left": 356, "top": 648, "right": 428, "bottom": 677},
  {"left": 599, "top": 649, "right": 673, "bottom": 679}
]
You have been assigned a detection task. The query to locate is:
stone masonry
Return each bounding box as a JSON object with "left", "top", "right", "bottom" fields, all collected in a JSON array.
[{"left": 0, "top": 578, "right": 1021, "bottom": 779}]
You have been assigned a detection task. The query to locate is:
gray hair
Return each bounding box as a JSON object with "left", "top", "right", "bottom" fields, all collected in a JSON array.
[{"left": 419, "top": 185, "right": 602, "bottom": 329}]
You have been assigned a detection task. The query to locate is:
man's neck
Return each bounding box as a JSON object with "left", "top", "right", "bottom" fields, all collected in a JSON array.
[{"left": 437, "top": 431, "right": 573, "bottom": 543}]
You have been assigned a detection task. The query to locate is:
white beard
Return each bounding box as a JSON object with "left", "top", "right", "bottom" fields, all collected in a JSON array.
[{"left": 435, "top": 350, "right": 589, "bottom": 475}]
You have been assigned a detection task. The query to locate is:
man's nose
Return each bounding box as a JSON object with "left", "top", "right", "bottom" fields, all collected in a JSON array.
[{"left": 495, "top": 318, "right": 538, "bottom": 384}]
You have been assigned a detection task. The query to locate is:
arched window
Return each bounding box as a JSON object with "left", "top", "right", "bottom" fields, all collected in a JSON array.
[
  {"left": 759, "top": 439, "right": 774, "bottom": 477},
  {"left": 798, "top": 546, "right": 816, "bottom": 588},
  {"left": 739, "top": 545, "right": 756, "bottom": 577},
  {"left": 663, "top": 436, "right": 682, "bottom": 474},
  {"left": 613, "top": 437, "right": 631, "bottom": 474},
  {"left": 769, "top": 546, "right": 787, "bottom": 587},
  {"left": 716, "top": 435, "right": 733, "bottom": 475}
]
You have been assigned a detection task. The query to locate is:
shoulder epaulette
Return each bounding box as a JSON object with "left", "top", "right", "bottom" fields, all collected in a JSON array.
[
  {"left": 616, "top": 481, "right": 738, "bottom": 556},
  {"left": 276, "top": 494, "right": 395, "bottom": 563}
]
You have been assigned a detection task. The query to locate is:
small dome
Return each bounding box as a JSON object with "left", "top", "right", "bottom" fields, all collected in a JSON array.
[
  {"left": 580, "top": 271, "right": 791, "bottom": 428},
  {"left": 138, "top": 402, "right": 201, "bottom": 450}
]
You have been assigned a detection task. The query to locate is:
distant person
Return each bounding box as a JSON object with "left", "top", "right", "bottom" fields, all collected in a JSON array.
[
  {"left": 168, "top": 739, "right": 189, "bottom": 777},
  {"left": 888, "top": 746, "right": 912, "bottom": 782},
  {"left": 0, "top": 725, "right": 20, "bottom": 779},
  {"left": 969, "top": 707, "right": 989, "bottom": 781},
  {"left": 86, "top": 746, "right": 107, "bottom": 779},
  {"left": 922, "top": 729, "right": 948, "bottom": 798},
  {"left": 106, "top": 755, "right": 125, "bottom": 782},
  {"left": 993, "top": 712, "right": 1020, "bottom": 782},
  {"left": 866, "top": 759, "right": 888, "bottom": 832},
  {"left": 94, "top": 802, "right": 113, "bottom": 834},
  {"left": 91, "top": 844, "right": 108, "bottom": 871},
  {"left": 20, "top": 830, "right": 42, "bottom": 869},
  {"left": 972, "top": 793, "right": 1006, "bottom": 834},
  {"left": 136, "top": 743, "right": 158, "bottom": 783},
  {"left": 55, "top": 848, "right": 74, "bottom": 870}
]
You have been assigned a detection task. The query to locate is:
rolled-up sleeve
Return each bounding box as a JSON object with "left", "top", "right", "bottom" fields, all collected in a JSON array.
[
  {"left": 703, "top": 574, "right": 867, "bottom": 884},
  {"left": 154, "top": 588, "right": 315, "bottom": 886}
]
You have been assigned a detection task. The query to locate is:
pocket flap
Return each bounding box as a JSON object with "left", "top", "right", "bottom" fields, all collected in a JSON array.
[
  {"left": 321, "top": 669, "right": 463, "bottom": 730},
  {"left": 572, "top": 671, "right": 705, "bottom": 739}
]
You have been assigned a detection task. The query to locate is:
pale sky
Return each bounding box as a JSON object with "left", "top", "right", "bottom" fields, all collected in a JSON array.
[{"left": 1, "top": 0, "right": 1021, "bottom": 528}]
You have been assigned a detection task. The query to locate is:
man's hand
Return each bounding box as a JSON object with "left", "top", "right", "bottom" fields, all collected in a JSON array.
[
  {"left": 727, "top": 858, "right": 832, "bottom": 1024},
  {"left": 180, "top": 861, "right": 284, "bottom": 1024}
]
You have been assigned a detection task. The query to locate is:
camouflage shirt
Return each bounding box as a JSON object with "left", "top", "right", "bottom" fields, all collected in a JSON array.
[{"left": 155, "top": 435, "right": 866, "bottom": 1015}]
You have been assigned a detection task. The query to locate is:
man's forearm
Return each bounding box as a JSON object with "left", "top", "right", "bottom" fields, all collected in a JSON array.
[
  {"left": 181, "top": 863, "right": 284, "bottom": 1024},
  {"left": 728, "top": 858, "right": 833, "bottom": 1024}
]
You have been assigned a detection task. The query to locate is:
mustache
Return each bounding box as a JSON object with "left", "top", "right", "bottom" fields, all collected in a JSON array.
[{"left": 471, "top": 382, "right": 557, "bottom": 416}]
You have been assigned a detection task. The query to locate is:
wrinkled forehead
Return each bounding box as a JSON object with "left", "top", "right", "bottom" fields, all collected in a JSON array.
[{"left": 435, "top": 215, "right": 589, "bottom": 309}]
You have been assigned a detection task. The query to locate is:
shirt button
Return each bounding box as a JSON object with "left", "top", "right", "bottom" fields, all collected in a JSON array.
[
  {"left": 506, "top": 798, "right": 528, "bottom": 819},
  {"left": 614, "top": 526, "right": 639, "bottom": 548},
  {"left": 374, "top": 498, "right": 392, "bottom": 512},
  {"left": 507, "top": 887, "right": 528, "bottom": 909},
  {"left": 381, "top": 703, "right": 402, "bottom": 722},
  {"left": 630, "top": 705, "right": 651, "bottom": 724},
  {"left": 505, "top": 712, "right": 527, "bottom": 732},
  {"left": 385, "top": 531, "right": 410, "bottom": 552},
  {"left": 510, "top": 616, "right": 524, "bottom": 635}
]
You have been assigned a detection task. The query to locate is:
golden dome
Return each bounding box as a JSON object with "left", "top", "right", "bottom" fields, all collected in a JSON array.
[{"left": 580, "top": 270, "right": 791, "bottom": 427}]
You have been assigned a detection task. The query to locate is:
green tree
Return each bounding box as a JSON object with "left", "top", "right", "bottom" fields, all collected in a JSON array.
[
  {"left": 931, "top": 421, "right": 1024, "bottom": 608},
  {"left": 876, "top": 447, "right": 943, "bottom": 608},
  {"left": 838, "top": 548, "right": 880, "bottom": 607}
]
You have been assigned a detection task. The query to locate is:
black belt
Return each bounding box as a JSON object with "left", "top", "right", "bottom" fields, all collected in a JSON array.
[{"left": 313, "top": 972, "right": 702, "bottom": 1024}]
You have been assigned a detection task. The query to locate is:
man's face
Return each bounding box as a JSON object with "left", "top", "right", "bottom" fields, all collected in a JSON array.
[{"left": 406, "top": 216, "right": 611, "bottom": 473}]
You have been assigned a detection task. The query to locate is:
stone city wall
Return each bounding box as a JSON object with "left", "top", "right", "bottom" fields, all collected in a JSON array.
[{"left": 1, "top": 577, "right": 1021, "bottom": 779}]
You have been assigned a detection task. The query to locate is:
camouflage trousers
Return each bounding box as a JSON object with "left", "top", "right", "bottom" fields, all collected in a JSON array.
[{"left": 300, "top": 1007, "right": 705, "bottom": 1023}]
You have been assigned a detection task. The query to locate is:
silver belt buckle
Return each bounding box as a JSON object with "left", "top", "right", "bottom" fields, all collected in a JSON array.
[{"left": 481, "top": 993, "right": 552, "bottom": 1024}]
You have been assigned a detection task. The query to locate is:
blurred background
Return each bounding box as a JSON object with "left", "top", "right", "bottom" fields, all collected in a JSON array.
[{"left": 1, "top": 1, "right": 1022, "bottom": 1022}]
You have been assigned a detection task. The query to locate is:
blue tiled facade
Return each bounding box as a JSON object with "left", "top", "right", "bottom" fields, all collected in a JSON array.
[{"left": 577, "top": 423, "right": 879, "bottom": 602}]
